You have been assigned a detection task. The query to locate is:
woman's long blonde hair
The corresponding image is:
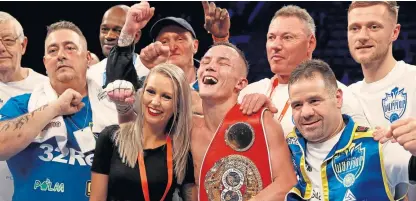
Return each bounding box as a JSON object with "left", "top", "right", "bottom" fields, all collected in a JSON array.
[{"left": 113, "top": 63, "right": 193, "bottom": 184}]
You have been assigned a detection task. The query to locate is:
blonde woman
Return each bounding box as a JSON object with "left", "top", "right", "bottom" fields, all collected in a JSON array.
[{"left": 90, "top": 64, "right": 195, "bottom": 201}]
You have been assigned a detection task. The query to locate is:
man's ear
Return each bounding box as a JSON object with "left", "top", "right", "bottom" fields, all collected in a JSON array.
[
  {"left": 86, "top": 51, "right": 92, "bottom": 65},
  {"left": 235, "top": 78, "right": 248, "bottom": 92},
  {"left": 134, "top": 30, "right": 142, "bottom": 44},
  {"left": 43, "top": 55, "right": 46, "bottom": 71},
  {"left": 335, "top": 88, "right": 343, "bottom": 109},
  {"left": 192, "top": 39, "right": 199, "bottom": 54},
  {"left": 21, "top": 36, "right": 28, "bottom": 55},
  {"left": 307, "top": 34, "right": 316, "bottom": 59},
  {"left": 391, "top": 23, "right": 401, "bottom": 42}
]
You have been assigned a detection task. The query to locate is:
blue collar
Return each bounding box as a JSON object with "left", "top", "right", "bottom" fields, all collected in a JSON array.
[{"left": 192, "top": 79, "right": 199, "bottom": 91}]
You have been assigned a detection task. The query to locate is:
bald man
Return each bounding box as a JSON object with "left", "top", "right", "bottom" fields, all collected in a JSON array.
[
  {"left": 87, "top": 5, "right": 149, "bottom": 87},
  {"left": 99, "top": 5, "right": 129, "bottom": 57}
]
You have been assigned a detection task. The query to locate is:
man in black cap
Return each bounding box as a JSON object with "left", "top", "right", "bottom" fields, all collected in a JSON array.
[
  {"left": 104, "top": 1, "right": 230, "bottom": 117},
  {"left": 141, "top": 1, "right": 230, "bottom": 90},
  {"left": 141, "top": 16, "right": 200, "bottom": 90},
  {"left": 105, "top": 1, "right": 230, "bottom": 90}
]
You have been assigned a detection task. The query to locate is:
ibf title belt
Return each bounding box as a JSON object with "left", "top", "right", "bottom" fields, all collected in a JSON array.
[{"left": 199, "top": 104, "right": 272, "bottom": 201}]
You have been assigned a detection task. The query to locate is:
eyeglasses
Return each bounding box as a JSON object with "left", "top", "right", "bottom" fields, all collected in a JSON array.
[{"left": 0, "top": 35, "right": 21, "bottom": 47}]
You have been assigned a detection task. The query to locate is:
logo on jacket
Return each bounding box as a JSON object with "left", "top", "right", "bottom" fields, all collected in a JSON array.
[
  {"left": 286, "top": 136, "right": 298, "bottom": 145},
  {"left": 382, "top": 87, "right": 407, "bottom": 123},
  {"left": 33, "top": 178, "right": 65, "bottom": 193},
  {"left": 343, "top": 189, "right": 356, "bottom": 201},
  {"left": 332, "top": 143, "right": 365, "bottom": 188}
]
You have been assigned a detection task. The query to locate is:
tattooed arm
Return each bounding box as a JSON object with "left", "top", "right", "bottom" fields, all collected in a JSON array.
[
  {"left": 117, "top": 1, "right": 154, "bottom": 47},
  {"left": 105, "top": 2, "right": 154, "bottom": 89},
  {"left": 0, "top": 104, "right": 59, "bottom": 160},
  {"left": 182, "top": 183, "right": 197, "bottom": 201},
  {"left": 105, "top": 6, "right": 147, "bottom": 89},
  {"left": 0, "top": 88, "right": 84, "bottom": 160},
  {"left": 117, "top": 30, "right": 135, "bottom": 47}
]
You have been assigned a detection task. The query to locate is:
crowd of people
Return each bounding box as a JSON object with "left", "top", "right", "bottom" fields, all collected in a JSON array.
[{"left": 0, "top": 1, "right": 416, "bottom": 201}]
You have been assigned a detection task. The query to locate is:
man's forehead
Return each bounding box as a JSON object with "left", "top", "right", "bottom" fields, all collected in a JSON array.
[
  {"left": 102, "top": 13, "right": 127, "bottom": 26},
  {"left": 102, "top": 7, "right": 128, "bottom": 20},
  {"left": 205, "top": 45, "right": 237, "bottom": 59},
  {"left": 101, "top": 18, "right": 126, "bottom": 28},
  {"left": 0, "top": 30, "right": 16, "bottom": 37},
  {"left": 291, "top": 77, "right": 326, "bottom": 91},
  {"left": 0, "top": 22, "right": 17, "bottom": 36},
  {"left": 268, "top": 16, "right": 307, "bottom": 34},
  {"left": 348, "top": 5, "right": 391, "bottom": 21},
  {"left": 290, "top": 82, "right": 324, "bottom": 96},
  {"left": 45, "top": 30, "right": 81, "bottom": 46}
]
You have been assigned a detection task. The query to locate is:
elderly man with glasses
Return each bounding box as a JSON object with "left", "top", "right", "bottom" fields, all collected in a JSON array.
[{"left": 0, "top": 11, "right": 47, "bottom": 201}]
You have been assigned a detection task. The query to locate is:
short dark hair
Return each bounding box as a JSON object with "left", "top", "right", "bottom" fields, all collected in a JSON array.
[
  {"left": 272, "top": 5, "right": 315, "bottom": 36},
  {"left": 46, "top": 21, "right": 87, "bottom": 49},
  {"left": 288, "top": 59, "right": 338, "bottom": 94},
  {"left": 349, "top": 1, "right": 399, "bottom": 23},
  {"left": 210, "top": 42, "right": 249, "bottom": 76}
]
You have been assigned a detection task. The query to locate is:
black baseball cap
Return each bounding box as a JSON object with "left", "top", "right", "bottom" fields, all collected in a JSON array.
[{"left": 150, "top": 16, "right": 197, "bottom": 40}]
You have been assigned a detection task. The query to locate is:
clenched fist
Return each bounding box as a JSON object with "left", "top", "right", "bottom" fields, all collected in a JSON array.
[
  {"left": 140, "top": 41, "right": 170, "bottom": 69},
  {"left": 123, "top": 1, "right": 155, "bottom": 35},
  {"left": 382, "top": 118, "right": 416, "bottom": 156},
  {"left": 105, "top": 80, "right": 136, "bottom": 114},
  {"left": 52, "top": 89, "right": 85, "bottom": 116}
]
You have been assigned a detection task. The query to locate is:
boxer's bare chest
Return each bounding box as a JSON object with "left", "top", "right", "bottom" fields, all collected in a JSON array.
[{"left": 191, "top": 116, "right": 215, "bottom": 185}]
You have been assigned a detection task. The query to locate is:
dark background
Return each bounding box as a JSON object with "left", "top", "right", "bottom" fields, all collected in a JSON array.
[{"left": 2, "top": 1, "right": 416, "bottom": 85}]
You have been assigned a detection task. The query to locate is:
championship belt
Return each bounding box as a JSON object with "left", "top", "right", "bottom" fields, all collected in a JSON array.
[{"left": 199, "top": 104, "right": 272, "bottom": 201}]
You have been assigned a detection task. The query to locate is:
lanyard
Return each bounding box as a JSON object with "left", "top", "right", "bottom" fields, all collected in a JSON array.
[
  {"left": 65, "top": 99, "right": 90, "bottom": 130},
  {"left": 133, "top": 53, "right": 137, "bottom": 65},
  {"left": 269, "top": 78, "right": 290, "bottom": 122},
  {"left": 138, "top": 136, "right": 173, "bottom": 201}
]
